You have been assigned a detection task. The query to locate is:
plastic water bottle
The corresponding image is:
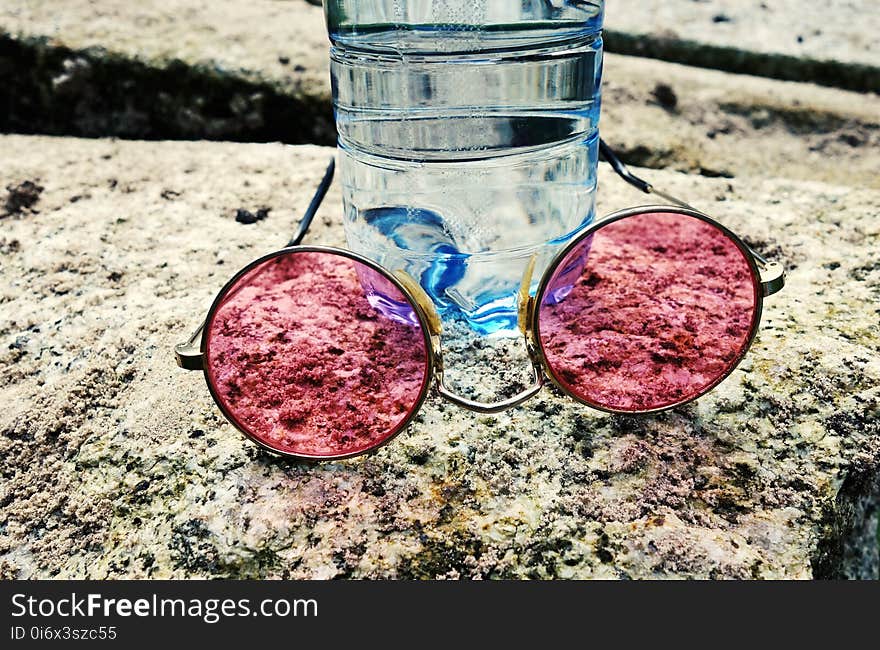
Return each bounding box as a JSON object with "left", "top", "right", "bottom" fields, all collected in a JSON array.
[{"left": 325, "top": 0, "right": 604, "bottom": 335}]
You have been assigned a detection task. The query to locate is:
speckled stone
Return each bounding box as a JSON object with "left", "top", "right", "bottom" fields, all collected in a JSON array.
[{"left": 0, "top": 135, "right": 877, "bottom": 579}]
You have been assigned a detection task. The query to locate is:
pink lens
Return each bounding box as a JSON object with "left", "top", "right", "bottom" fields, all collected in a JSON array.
[
  {"left": 204, "top": 250, "right": 430, "bottom": 458},
  {"left": 537, "top": 211, "right": 759, "bottom": 412}
]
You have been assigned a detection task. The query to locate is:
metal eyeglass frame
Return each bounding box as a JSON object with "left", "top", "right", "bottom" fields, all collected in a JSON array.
[{"left": 176, "top": 140, "right": 785, "bottom": 436}]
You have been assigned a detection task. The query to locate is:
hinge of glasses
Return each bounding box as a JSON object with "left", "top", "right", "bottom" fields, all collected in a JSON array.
[
  {"left": 175, "top": 321, "right": 205, "bottom": 370},
  {"left": 759, "top": 261, "right": 785, "bottom": 297},
  {"left": 175, "top": 342, "right": 204, "bottom": 370}
]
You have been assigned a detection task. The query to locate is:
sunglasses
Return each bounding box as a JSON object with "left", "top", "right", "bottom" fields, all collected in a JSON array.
[{"left": 176, "top": 141, "right": 785, "bottom": 461}]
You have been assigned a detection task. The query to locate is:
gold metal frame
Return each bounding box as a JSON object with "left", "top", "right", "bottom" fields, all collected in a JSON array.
[
  {"left": 528, "top": 205, "right": 770, "bottom": 415},
  {"left": 175, "top": 144, "right": 787, "bottom": 461},
  {"left": 178, "top": 246, "right": 438, "bottom": 462}
]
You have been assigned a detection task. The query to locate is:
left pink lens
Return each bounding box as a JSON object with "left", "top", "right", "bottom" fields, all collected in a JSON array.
[
  {"left": 204, "top": 250, "right": 430, "bottom": 458},
  {"left": 537, "top": 210, "right": 759, "bottom": 412}
]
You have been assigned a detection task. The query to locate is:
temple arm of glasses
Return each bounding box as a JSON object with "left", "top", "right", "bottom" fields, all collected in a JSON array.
[
  {"left": 287, "top": 157, "right": 336, "bottom": 247},
  {"left": 599, "top": 139, "right": 784, "bottom": 296},
  {"left": 175, "top": 157, "right": 336, "bottom": 370}
]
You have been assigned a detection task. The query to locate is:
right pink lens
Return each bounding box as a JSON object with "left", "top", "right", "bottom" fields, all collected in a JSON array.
[
  {"left": 537, "top": 211, "right": 759, "bottom": 412},
  {"left": 204, "top": 250, "right": 430, "bottom": 458}
]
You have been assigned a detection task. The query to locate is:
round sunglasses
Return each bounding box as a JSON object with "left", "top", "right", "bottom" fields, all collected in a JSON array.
[{"left": 176, "top": 141, "right": 785, "bottom": 461}]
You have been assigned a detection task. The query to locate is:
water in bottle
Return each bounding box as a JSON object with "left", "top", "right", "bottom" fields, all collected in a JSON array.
[{"left": 326, "top": 0, "right": 604, "bottom": 335}]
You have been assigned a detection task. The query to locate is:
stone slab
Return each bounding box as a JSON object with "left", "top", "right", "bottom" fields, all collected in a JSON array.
[
  {"left": 606, "top": 0, "right": 880, "bottom": 91},
  {"left": 601, "top": 55, "right": 880, "bottom": 190},
  {"left": 0, "top": 0, "right": 328, "bottom": 98},
  {"left": 0, "top": 0, "right": 334, "bottom": 143},
  {"left": 2, "top": 0, "right": 878, "bottom": 188},
  {"left": 0, "top": 135, "right": 877, "bottom": 579}
]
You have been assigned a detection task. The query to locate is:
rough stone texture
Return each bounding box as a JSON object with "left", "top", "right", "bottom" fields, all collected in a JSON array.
[
  {"left": 0, "top": 0, "right": 328, "bottom": 98},
  {"left": 11, "top": 0, "right": 874, "bottom": 82},
  {"left": 1, "top": 0, "right": 878, "bottom": 580},
  {"left": 630, "top": 0, "right": 879, "bottom": 66},
  {"left": 0, "top": 0, "right": 334, "bottom": 142},
  {"left": 607, "top": 0, "right": 880, "bottom": 83},
  {"left": 2, "top": 0, "right": 879, "bottom": 188},
  {"left": 601, "top": 56, "right": 880, "bottom": 190},
  {"left": 1, "top": 135, "right": 877, "bottom": 579}
]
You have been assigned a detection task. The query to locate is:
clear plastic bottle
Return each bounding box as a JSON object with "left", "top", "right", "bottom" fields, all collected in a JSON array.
[{"left": 325, "top": 0, "right": 604, "bottom": 335}]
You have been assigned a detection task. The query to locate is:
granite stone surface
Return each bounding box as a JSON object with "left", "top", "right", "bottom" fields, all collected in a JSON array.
[{"left": 1, "top": 135, "right": 877, "bottom": 579}]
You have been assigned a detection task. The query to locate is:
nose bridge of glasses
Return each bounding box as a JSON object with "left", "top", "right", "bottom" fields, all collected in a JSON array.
[
  {"left": 437, "top": 264, "right": 546, "bottom": 413},
  {"left": 437, "top": 361, "right": 545, "bottom": 414},
  {"left": 394, "top": 267, "right": 546, "bottom": 414}
]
